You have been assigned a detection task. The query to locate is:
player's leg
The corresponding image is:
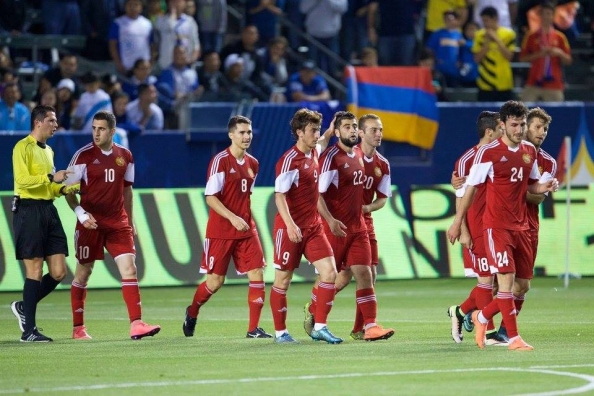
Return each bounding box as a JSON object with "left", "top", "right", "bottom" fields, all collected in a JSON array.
[
  {"left": 71, "top": 261, "right": 94, "bottom": 340},
  {"left": 184, "top": 238, "right": 232, "bottom": 336},
  {"left": 309, "top": 246, "right": 341, "bottom": 344},
  {"left": 237, "top": 235, "right": 270, "bottom": 338}
]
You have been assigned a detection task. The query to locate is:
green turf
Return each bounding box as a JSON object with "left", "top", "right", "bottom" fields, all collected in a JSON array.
[{"left": 1, "top": 278, "right": 593, "bottom": 395}]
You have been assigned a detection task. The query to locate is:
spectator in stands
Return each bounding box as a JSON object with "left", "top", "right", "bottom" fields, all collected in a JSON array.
[
  {"left": 258, "top": 36, "right": 289, "bottom": 88},
  {"left": 196, "top": 0, "right": 227, "bottom": 53},
  {"left": 459, "top": 21, "right": 480, "bottom": 87},
  {"left": 34, "top": 53, "right": 81, "bottom": 104},
  {"left": 55, "top": 78, "right": 76, "bottom": 130},
  {"left": 186, "top": 0, "right": 197, "bottom": 17},
  {"left": 101, "top": 74, "right": 122, "bottom": 97},
  {"left": 247, "top": 0, "right": 285, "bottom": 46},
  {"left": 0, "top": 0, "right": 27, "bottom": 36},
  {"left": 155, "top": 0, "right": 201, "bottom": 71},
  {"left": 146, "top": 0, "right": 165, "bottom": 24},
  {"left": 72, "top": 72, "right": 113, "bottom": 132},
  {"left": 0, "top": 67, "right": 17, "bottom": 96},
  {"left": 125, "top": 83, "right": 164, "bottom": 130},
  {"left": 220, "top": 25, "right": 272, "bottom": 98},
  {"left": 197, "top": 51, "right": 225, "bottom": 101},
  {"left": 425, "top": 0, "right": 468, "bottom": 43},
  {"left": 359, "top": 46, "right": 379, "bottom": 67},
  {"left": 121, "top": 59, "right": 158, "bottom": 101},
  {"left": 0, "top": 83, "right": 30, "bottom": 131},
  {"left": 220, "top": 53, "right": 269, "bottom": 102},
  {"left": 0, "top": 52, "right": 13, "bottom": 70},
  {"left": 419, "top": 48, "right": 448, "bottom": 101},
  {"left": 472, "top": 0, "right": 518, "bottom": 30},
  {"left": 340, "top": 0, "right": 371, "bottom": 63},
  {"left": 40, "top": 89, "right": 57, "bottom": 108},
  {"left": 42, "top": 0, "right": 82, "bottom": 35},
  {"left": 286, "top": 60, "right": 331, "bottom": 102},
  {"left": 157, "top": 45, "right": 201, "bottom": 126},
  {"left": 111, "top": 90, "right": 142, "bottom": 135},
  {"left": 472, "top": 6, "right": 516, "bottom": 102},
  {"left": 368, "top": 0, "right": 424, "bottom": 66},
  {"left": 300, "top": 0, "right": 348, "bottom": 76},
  {"left": 109, "top": 0, "right": 154, "bottom": 75},
  {"left": 80, "top": 0, "right": 122, "bottom": 61},
  {"left": 427, "top": 11, "right": 465, "bottom": 87},
  {"left": 283, "top": 0, "right": 305, "bottom": 48},
  {"left": 519, "top": 2, "right": 572, "bottom": 102}
]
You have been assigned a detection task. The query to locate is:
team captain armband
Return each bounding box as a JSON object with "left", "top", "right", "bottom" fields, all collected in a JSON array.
[{"left": 74, "top": 206, "right": 90, "bottom": 224}]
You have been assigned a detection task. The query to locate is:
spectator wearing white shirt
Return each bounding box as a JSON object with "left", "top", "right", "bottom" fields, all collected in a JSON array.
[
  {"left": 72, "top": 72, "right": 113, "bottom": 132},
  {"left": 125, "top": 83, "right": 164, "bottom": 130},
  {"left": 109, "top": 0, "right": 154, "bottom": 74},
  {"left": 154, "top": 0, "right": 201, "bottom": 71}
]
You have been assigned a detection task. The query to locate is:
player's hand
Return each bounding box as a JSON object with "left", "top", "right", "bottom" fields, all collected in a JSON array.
[
  {"left": 447, "top": 222, "right": 461, "bottom": 245},
  {"left": 459, "top": 230, "right": 473, "bottom": 249},
  {"left": 82, "top": 213, "right": 98, "bottom": 230},
  {"left": 451, "top": 171, "right": 466, "bottom": 189},
  {"left": 362, "top": 204, "right": 370, "bottom": 214},
  {"left": 54, "top": 170, "right": 73, "bottom": 183},
  {"left": 329, "top": 218, "right": 347, "bottom": 237},
  {"left": 287, "top": 223, "right": 302, "bottom": 243},
  {"left": 547, "top": 178, "right": 559, "bottom": 192},
  {"left": 230, "top": 215, "right": 250, "bottom": 232}
]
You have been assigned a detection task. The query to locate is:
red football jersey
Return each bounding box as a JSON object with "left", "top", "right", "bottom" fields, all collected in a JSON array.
[
  {"left": 360, "top": 148, "right": 392, "bottom": 223},
  {"left": 318, "top": 144, "right": 366, "bottom": 233},
  {"left": 527, "top": 148, "right": 556, "bottom": 231},
  {"left": 467, "top": 139, "right": 540, "bottom": 231},
  {"left": 454, "top": 145, "right": 486, "bottom": 239},
  {"left": 520, "top": 29, "right": 571, "bottom": 90},
  {"left": 204, "top": 148, "right": 259, "bottom": 239},
  {"left": 274, "top": 146, "right": 322, "bottom": 230},
  {"left": 68, "top": 143, "right": 133, "bottom": 227}
]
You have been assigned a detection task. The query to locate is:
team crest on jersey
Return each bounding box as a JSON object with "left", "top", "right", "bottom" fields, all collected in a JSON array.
[
  {"left": 374, "top": 167, "right": 382, "bottom": 177},
  {"left": 359, "top": 158, "right": 364, "bottom": 167},
  {"left": 247, "top": 168, "right": 254, "bottom": 178},
  {"left": 522, "top": 154, "right": 532, "bottom": 164},
  {"left": 115, "top": 157, "right": 126, "bottom": 167}
]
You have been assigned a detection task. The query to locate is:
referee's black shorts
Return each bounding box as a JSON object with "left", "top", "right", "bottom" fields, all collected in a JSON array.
[{"left": 13, "top": 199, "right": 69, "bottom": 260}]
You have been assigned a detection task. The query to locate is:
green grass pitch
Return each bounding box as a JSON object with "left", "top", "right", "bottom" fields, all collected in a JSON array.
[{"left": 1, "top": 277, "right": 593, "bottom": 395}]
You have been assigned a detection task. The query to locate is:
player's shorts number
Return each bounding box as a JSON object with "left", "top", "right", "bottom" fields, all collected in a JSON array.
[
  {"left": 496, "top": 251, "right": 509, "bottom": 267},
  {"left": 78, "top": 245, "right": 90, "bottom": 260},
  {"left": 208, "top": 256, "right": 215, "bottom": 270},
  {"left": 477, "top": 257, "right": 489, "bottom": 272},
  {"left": 282, "top": 251, "right": 290, "bottom": 265}
]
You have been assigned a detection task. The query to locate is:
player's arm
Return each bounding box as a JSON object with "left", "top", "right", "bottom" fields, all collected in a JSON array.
[
  {"left": 12, "top": 146, "right": 68, "bottom": 191},
  {"left": 275, "top": 192, "right": 302, "bottom": 243},
  {"left": 457, "top": 197, "right": 473, "bottom": 249},
  {"left": 317, "top": 116, "right": 336, "bottom": 153},
  {"left": 65, "top": 192, "right": 97, "bottom": 229},
  {"left": 317, "top": 194, "right": 346, "bottom": 237},
  {"left": 447, "top": 185, "right": 477, "bottom": 244},
  {"left": 363, "top": 197, "right": 386, "bottom": 214},
  {"left": 124, "top": 185, "right": 134, "bottom": 229},
  {"left": 205, "top": 195, "right": 250, "bottom": 232},
  {"left": 527, "top": 163, "right": 558, "bottom": 195},
  {"left": 526, "top": 191, "right": 546, "bottom": 205},
  {"left": 451, "top": 171, "right": 465, "bottom": 189}
]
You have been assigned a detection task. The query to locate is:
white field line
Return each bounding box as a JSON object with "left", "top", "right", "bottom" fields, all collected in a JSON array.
[{"left": 0, "top": 364, "right": 593, "bottom": 395}]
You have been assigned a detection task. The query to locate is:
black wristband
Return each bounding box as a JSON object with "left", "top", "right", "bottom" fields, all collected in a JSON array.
[
  {"left": 47, "top": 174, "right": 54, "bottom": 183},
  {"left": 60, "top": 186, "right": 67, "bottom": 195}
]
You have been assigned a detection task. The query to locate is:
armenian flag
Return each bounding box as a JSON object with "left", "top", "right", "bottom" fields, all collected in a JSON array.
[{"left": 346, "top": 66, "right": 439, "bottom": 150}]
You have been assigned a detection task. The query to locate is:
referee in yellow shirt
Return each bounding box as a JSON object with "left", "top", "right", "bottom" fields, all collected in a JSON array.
[{"left": 10, "top": 105, "right": 72, "bottom": 342}]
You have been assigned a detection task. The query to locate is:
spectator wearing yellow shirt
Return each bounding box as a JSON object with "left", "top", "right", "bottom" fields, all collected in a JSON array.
[{"left": 424, "top": 0, "right": 468, "bottom": 43}]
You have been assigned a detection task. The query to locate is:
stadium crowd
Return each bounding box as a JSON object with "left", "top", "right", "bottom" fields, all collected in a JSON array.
[{"left": 0, "top": 0, "right": 593, "bottom": 132}]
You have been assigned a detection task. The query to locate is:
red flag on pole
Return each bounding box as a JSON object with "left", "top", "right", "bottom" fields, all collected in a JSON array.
[{"left": 556, "top": 138, "right": 568, "bottom": 184}]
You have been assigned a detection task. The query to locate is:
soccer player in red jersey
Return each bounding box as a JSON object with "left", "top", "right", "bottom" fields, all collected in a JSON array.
[
  {"left": 183, "top": 115, "right": 271, "bottom": 339},
  {"left": 65, "top": 110, "right": 161, "bottom": 340},
  {"left": 446, "top": 111, "right": 507, "bottom": 345},
  {"left": 327, "top": 114, "right": 392, "bottom": 340},
  {"left": 447, "top": 101, "right": 558, "bottom": 351},
  {"left": 312, "top": 111, "right": 394, "bottom": 341},
  {"left": 269, "top": 108, "right": 342, "bottom": 344}
]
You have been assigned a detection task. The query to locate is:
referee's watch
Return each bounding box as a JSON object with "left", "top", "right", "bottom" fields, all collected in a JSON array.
[{"left": 47, "top": 174, "right": 54, "bottom": 183}]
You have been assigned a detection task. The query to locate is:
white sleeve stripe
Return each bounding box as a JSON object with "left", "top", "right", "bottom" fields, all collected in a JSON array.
[
  {"left": 68, "top": 143, "right": 94, "bottom": 167},
  {"left": 539, "top": 149, "right": 557, "bottom": 177},
  {"left": 321, "top": 147, "right": 338, "bottom": 173},
  {"left": 457, "top": 149, "right": 475, "bottom": 177},
  {"left": 209, "top": 151, "right": 228, "bottom": 178},
  {"left": 473, "top": 140, "right": 499, "bottom": 165},
  {"left": 281, "top": 150, "right": 298, "bottom": 174}
]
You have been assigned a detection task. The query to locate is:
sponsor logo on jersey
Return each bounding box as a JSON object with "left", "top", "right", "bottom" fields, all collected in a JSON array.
[
  {"left": 230, "top": 168, "right": 236, "bottom": 174},
  {"left": 343, "top": 163, "right": 350, "bottom": 169},
  {"left": 374, "top": 166, "right": 382, "bottom": 177},
  {"left": 93, "top": 159, "right": 100, "bottom": 165},
  {"left": 115, "top": 156, "right": 126, "bottom": 167},
  {"left": 304, "top": 164, "right": 310, "bottom": 169},
  {"left": 522, "top": 154, "right": 532, "bottom": 164},
  {"left": 500, "top": 156, "right": 508, "bottom": 162}
]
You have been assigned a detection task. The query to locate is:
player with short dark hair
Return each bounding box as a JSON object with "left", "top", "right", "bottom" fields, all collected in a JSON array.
[
  {"left": 447, "top": 101, "right": 559, "bottom": 351},
  {"left": 65, "top": 110, "right": 161, "bottom": 340},
  {"left": 183, "top": 115, "right": 271, "bottom": 339}
]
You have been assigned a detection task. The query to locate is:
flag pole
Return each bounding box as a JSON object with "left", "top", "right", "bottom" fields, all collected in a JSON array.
[{"left": 563, "top": 136, "right": 572, "bottom": 289}]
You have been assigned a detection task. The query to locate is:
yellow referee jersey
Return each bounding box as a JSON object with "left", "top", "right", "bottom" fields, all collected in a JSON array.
[{"left": 13, "top": 135, "right": 63, "bottom": 200}]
